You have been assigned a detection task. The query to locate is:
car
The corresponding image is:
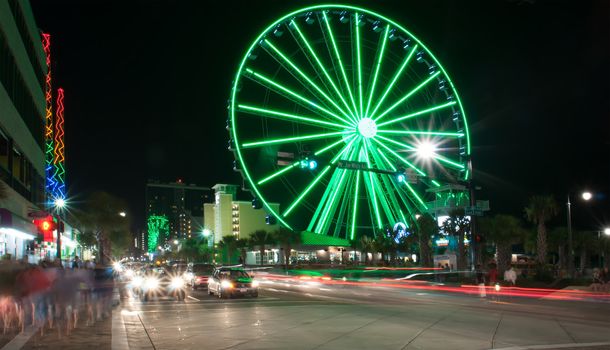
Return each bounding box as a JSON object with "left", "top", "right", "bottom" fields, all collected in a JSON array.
[
  {"left": 186, "top": 263, "right": 215, "bottom": 290},
  {"left": 207, "top": 267, "right": 259, "bottom": 299},
  {"left": 135, "top": 267, "right": 188, "bottom": 302}
]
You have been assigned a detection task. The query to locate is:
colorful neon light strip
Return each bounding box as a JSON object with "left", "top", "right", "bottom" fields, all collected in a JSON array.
[
  {"left": 53, "top": 88, "right": 66, "bottom": 199},
  {"left": 41, "top": 33, "right": 56, "bottom": 200}
]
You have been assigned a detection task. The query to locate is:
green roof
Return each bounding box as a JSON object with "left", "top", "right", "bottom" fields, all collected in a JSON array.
[{"left": 299, "top": 231, "right": 351, "bottom": 247}]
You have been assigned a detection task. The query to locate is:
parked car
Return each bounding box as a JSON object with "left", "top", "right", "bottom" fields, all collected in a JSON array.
[
  {"left": 186, "top": 263, "right": 215, "bottom": 290},
  {"left": 208, "top": 267, "right": 259, "bottom": 299}
]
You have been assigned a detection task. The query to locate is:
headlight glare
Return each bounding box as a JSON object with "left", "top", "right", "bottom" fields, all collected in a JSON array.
[
  {"left": 252, "top": 280, "right": 259, "bottom": 288},
  {"left": 144, "top": 277, "right": 159, "bottom": 290},
  {"left": 221, "top": 280, "right": 234, "bottom": 289},
  {"left": 131, "top": 276, "right": 143, "bottom": 288},
  {"left": 171, "top": 277, "right": 185, "bottom": 289}
]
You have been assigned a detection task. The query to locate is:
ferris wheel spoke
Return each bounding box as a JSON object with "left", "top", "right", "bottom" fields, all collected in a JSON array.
[
  {"left": 362, "top": 140, "right": 383, "bottom": 228},
  {"left": 242, "top": 130, "right": 353, "bottom": 148},
  {"left": 364, "top": 25, "right": 390, "bottom": 118},
  {"left": 350, "top": 170, "right": 361, "bottom": 240},
  {"left": 354, "top": 13, "right": 364, "bottom": 119},
  {"left": 257, "top": 135, "right": 355, "bottom": 187},
  {"left": 244, "top": 68, "right": 354, "bottom": 127},
  {"left": 368, "top": 146, "right": 400, "bottom": 223},
  {"left": 368, "top": 45, "right": 418, "bottom": 120},
  {"left": 376, "top": 101, "right": 456, "bottom": 128},
  {"left": 376, "top": 135, "right": 465, "bottom": 170},
  {"left": 376, "top": 130, "right": 465, "bottom": 138},
  {"left": 376, "top": 147, "right": 397, "bottom": 172},
  {"left": 371, "top": 137, "right": 427, "bottom": 176},
  {"left": 321, "top": 11, "right": 359, "bottom": 120},
  {"left": 372, "top": 71, "right": 441, "bottom": 122},
  {"left": 315, "top": 168, "right": 349, "bottom": 233},
  {"left": 262, "top": 39, "right": 354, "bottom": 123},
  {"left": 283, "top": 137, "right": 356, "bottom": 217},
  {"left": 402, "top": 181, "right": 429, "bottom": 210},
  {"left": 289, "top": 20, "right": 358, "bottom": 125},
  {"left": 238, "top": 104, "right": 347, "bottom": 130}
]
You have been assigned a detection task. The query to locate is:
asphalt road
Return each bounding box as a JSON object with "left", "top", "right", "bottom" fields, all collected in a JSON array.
[{"left": 116, "top": 279, "right": 610, "bottom": 350}]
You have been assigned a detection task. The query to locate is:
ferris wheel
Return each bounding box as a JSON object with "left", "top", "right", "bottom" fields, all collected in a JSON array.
[{"left": 228, "top": 5, "right": 471, "bottom": 239}]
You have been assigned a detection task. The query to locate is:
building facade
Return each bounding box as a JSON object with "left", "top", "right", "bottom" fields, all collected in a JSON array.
[
  {"left": 145, "top": 179, "right": 213, "bottom": 247},
  {"left": 203, "top": 184, "right": 279, "bottom": 245},
  {"left": 0, "top": 0, "right": 47, "bottom": 261}
]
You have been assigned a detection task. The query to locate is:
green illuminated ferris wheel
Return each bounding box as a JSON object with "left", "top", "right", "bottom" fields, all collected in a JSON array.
[{"left": 229, "top": 4, "right": 471, "bottom": 239}]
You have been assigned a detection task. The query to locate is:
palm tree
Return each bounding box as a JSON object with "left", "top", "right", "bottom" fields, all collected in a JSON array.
[
  {"left": 574, "top": 230, "right": 596, "bottom": 272},
  {"left": 358, "top": 235, "right": 374, "bottom": 264},
  {"left": 235, "top": 238, "right": 250, "bottom": 266},
  {"left": 272, "top": 228, "right": 301, "bottom": 269},
  {"left": 218, "top": 235, "right": 238, "bottom": 265},
  {"left": 413, "top": 214, "right": 438, "bottom": 267},
  {"left": 479, "top": 214, "right": 526, "bottom": 273},
  {"left": 524, "top": 195, "right": 559, "bottom": 265},
  {"left": 548, "top": 227, "right": 569, "bottom": 269},
  {"left": 249, "top": 230, "right": 274, "bottom": 265},
  {"left": 440, "top": 209, "right": 471, "bottom": 270}
]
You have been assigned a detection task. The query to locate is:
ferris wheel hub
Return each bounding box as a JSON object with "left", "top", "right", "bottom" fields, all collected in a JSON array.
[{"left": 357, "top": 118, "right": 377, "bottom": 138}]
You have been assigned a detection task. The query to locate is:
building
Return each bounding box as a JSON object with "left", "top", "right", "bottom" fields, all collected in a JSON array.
[
  {"left": 0, "top": 0, "right": 47, "bottom": 261},
  {"left": 203, "top": 184, "right": 279, "bottom": 245},
  {"left": 145, "top": 179, "right": 213, "bottom": 246}
]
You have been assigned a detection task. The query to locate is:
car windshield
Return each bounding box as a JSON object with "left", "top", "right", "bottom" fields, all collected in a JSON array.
[
  {"left": 193, "top": 265, "right": 213, "bottom": 273},
  {"left": 219, "top": 270, "right": 249, "bottom": 279}
]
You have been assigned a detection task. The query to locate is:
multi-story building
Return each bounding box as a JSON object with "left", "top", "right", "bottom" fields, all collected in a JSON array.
[
  {"left": 0, "top": 0, "right": 46, "bottom": 260},
  {"left": 145, "top": 179, "right": 213, "bottom": 247},
  {"left": 203, "top": 184, "right": 279, "bottom": 245}
]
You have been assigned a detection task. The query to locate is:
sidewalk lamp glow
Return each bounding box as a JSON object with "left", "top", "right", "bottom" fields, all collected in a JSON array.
[
  {"left": 604, "top": 228, "right": 610, "bottom": 236},
  {"left": 202, "top": 229, "right": 211, "bottom": 237},
  {"left": 582, "top": 192, "right": 592, "bottom": 201},
  {"left": 173, "top": 239, "right": 179, "bottom": 245},
  {"left": 54, "top": 198, "right": 65, "bottom": 208},
  {"left": 119, "top": 212, "right": 126, "bottom": 217}
]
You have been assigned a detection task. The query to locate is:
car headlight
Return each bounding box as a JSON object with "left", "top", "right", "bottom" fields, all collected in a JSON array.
[
  {"left": 131, "top": 276, "right": 143, "bottom": 288},
  {"left": 125, "top": 269, "right": 135, "bottom": 278},
  {"left": 171, "top": 277, "right": 185, "bottom": 289},
  {"left": 252, "top": 280, "right": 259, "bottom": 288},
  {"left": 144, "top": 277, "right": 159, "bottom": 290},
  {"left": 221, "top": 280, "right": 234, "bottom": 289}
]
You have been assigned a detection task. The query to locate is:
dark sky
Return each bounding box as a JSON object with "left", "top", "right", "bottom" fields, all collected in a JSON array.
[{"left": 30, "top": 0, "right": 609, "bottom": 232}]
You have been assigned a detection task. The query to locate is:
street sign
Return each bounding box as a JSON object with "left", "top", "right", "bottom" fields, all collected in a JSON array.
[
  {"left": 336, "top": 160, "right": 367, "bottom": 170},
  {"left": 465, "top": 207, "right": 484, "bottom": 216}
]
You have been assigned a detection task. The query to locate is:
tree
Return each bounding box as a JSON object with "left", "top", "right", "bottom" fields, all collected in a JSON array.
[
  {"left": 440, "top": 209, "right": 471, "bottom": 269},
  {"left": 548, "top": 227, "right": 569, "bottom": 269},
  {"left": 272, "top": 228, "right": 301, "bottom": 269},
  {"left": 412, "top": 214, "right": 438, "bottom": 267},
  {"left": 358, "top": 235, "right": 374, "bottom": 264},
  {"left": 372, "top": 229, "right": 393, "bottom": 265},
  {"left": 235, "top": 238, "right": 250, "bottom": 266},
  {"left": 479, "top": 214, "right": 526, "bottom": 273},
  {"left": 524, "top": 195, "right": 559, "bottom": 265},
  {"left": 218, "top": 235, "right": 238, "bottom": 265},
  {"left": 77, "top": 191, "right": 130, "bottom": 264},
  {"left": 249, "top": 230, "right": 274, "bottom": 265},
  {"left": 574, "top": 230, "right": 596, "bottom": 271}
]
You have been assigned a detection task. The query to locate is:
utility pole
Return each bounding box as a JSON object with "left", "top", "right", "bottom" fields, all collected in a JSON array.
[{"left": 566, "top": 195, "right": 574, "bottom": 278}]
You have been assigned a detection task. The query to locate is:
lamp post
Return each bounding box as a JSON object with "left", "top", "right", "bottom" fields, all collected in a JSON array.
[
  {"left": 53, "top": 197, "right": 66, "bottom": 263},
  {"left": 567, "top": 191, "right": 594, "bottom": 277}
]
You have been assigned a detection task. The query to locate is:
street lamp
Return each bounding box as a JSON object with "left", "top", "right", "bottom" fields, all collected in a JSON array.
[
  {"left": 173, "top": 239, "right": 179, "bottom": 245},
  {"left": 119, "top": 212, "right": 126, "bottom": 217},
  {"left": 567, "top": 190, "right": 597, "bottom": 277},
  {"left": 604, "top": 227, "right": 610, "bottom": 236}
]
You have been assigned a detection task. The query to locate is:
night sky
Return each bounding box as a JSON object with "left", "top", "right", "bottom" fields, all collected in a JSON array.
[{"left": 30, "top": 0, "right": 609, "bottom": 232}]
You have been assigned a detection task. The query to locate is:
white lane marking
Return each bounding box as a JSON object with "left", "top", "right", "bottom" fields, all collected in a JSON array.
[
  {"left": 0, "top": 325, "right": 39, "bottom": 350},
  {"left": 319, "top": 288, "right": 332, "bottom": 292},
  {"left": 264, "top": 288, "right": 288, "bottom": 293},
  {"left": 111, "top": 306, "right": 129, "bottom": 350},
  {"left": 187, "top": 295, "right": 200, "bottom": 301},
  {"left": 493, "top": 341, "right": 610, "bottom": 350}
]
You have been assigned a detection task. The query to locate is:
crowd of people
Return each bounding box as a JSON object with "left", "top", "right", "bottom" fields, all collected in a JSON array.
[{"left": 0, "top": 256, "right": 114, "bottom": 338}]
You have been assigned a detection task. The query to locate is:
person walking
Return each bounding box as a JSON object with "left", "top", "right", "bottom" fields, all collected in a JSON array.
[
  {"left": 504, "top": 265, "right": 517, "bottom": 287},
  {"left": 475, "top": 264, "right": 486, "bottom": 298}
]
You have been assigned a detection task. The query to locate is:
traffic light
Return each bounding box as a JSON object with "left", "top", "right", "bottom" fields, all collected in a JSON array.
[
  {"left": 33, "top": 216, "right": 56, "bottom": 242},
  {"left": 265, "top": 215, "right": 276, "bottom": 225}
]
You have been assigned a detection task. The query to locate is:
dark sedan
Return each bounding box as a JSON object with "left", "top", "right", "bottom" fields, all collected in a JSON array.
[{"left": 207, "top": 267, "right": 259, "bottom": 299}]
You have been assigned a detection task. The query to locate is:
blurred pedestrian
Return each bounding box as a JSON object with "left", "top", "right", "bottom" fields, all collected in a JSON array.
[
  {"left": 487, "top": 263, "right": 498, "bottom": 286},
  {"left": 504, "top": 265, "right": 517, "bottom": 287},
  {"left": 475, "top": 264, "right": 486, "bottom": 297},
  {"left": 72, "top": 256, "right": 81, "bottom": 269}
]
